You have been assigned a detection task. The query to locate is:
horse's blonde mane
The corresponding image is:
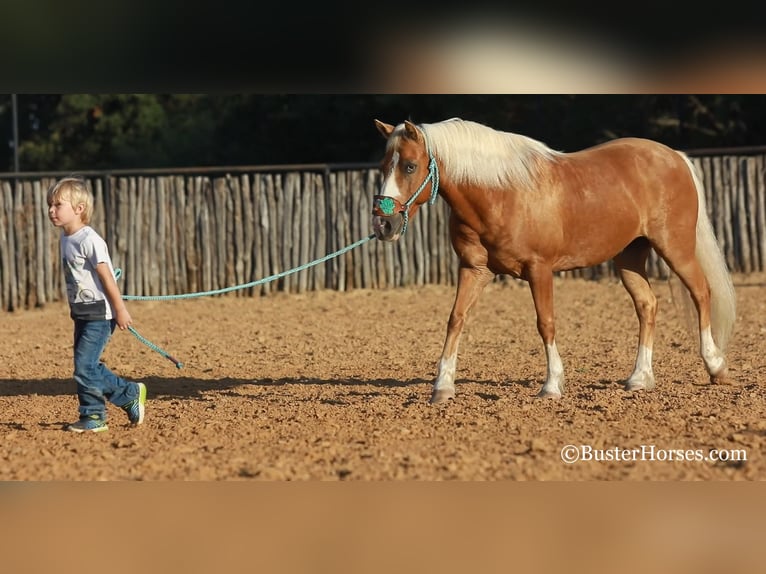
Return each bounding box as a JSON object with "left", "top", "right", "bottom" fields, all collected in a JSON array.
[{"left": 417, "top": 118, "right": 561, "bottom": 190}]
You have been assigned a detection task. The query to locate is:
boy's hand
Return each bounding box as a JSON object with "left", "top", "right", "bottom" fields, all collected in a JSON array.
[{"left": 114, "top": 307, "right": 133, "bottom": 330}]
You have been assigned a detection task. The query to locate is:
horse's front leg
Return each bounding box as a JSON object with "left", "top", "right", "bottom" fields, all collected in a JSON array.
[
  {"left": 527, "top": 266, "right": 565, "bottom": 398},
  {"left": 431, "top": 265, "right": 493, "bottom": 404}
]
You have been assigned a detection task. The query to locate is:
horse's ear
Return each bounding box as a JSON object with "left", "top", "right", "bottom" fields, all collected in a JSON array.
[
  {"left": 403, "top": 120, "right": 420, "bottom": 142},
  {"left": 374, "top": 119, "right": 394, "bottom": 138}
]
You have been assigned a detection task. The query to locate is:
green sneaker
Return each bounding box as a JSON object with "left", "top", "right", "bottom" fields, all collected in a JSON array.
[
  {"left": 67, "top": 414, "right": 108, "bottom": 433},
  {"left": 122, "top": 382, "right": 147, "bottom": 425}
]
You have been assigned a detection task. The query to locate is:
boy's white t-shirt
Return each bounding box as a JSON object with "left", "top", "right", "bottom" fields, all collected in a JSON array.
[{"left": 60, "top": 226, "right": 116, "bottom": 320}]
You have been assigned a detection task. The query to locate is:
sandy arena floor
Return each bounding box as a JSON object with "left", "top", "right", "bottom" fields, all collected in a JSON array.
[{"left": 1, "top": 273, "right": 764, "bottom": 480}]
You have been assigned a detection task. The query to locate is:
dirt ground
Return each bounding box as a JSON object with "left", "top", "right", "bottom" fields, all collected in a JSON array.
[{"left": 1, "top": 273, "right": 764, "bottom": 480}]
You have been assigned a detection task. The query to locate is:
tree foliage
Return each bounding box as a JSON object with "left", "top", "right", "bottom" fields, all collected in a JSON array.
[{"left": 2, "top": 94, "right": 765, "bottom": 172}]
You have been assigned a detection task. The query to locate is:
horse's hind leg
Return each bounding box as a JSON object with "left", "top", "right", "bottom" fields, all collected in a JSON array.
[
  {"left": 657, "top": 251, "right": 730, "bottom": 384},
  {"left": 614, "top": 239, "right": 657, "bottom": 391},
  {"left": 431, "top": 265, "right": 493, "bottom": 404}
]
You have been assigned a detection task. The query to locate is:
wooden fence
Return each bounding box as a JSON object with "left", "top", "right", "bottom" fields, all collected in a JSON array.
[{"left": 1, "top": 152, "right": 765, "bottom": 312}]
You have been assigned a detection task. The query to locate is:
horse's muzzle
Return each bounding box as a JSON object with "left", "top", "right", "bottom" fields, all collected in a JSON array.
[
  {"left": 372, "top": 214, "right": 404, "bottom": 241},
  {"left": 372, "top": 195, "right": 407, "bottom": 241}
]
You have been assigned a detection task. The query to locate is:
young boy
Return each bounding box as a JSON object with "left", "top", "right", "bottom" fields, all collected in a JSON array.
[{"left": 47, "top": 176, "right": 146, "bottom": 432}]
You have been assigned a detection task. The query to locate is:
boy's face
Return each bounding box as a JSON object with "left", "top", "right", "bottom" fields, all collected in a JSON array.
[{"left": 48, "top": 195, "right": 85, "bottom": 234}]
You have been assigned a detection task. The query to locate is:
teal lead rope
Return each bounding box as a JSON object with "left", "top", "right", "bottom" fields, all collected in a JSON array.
[
  {"left": 127, "top": 326, "right": 184, "bottom": 369},
  {"left": 113, "top": 232, "right": 376, "bottom": 367},
  {"left": 120, "top": 233, "right": 375, "bottom": 301},
  {"left": 113, "top": 269, "right": 184, "bottom": 368}
]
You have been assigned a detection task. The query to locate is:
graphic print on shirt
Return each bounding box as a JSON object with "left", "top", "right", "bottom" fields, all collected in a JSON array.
[
  {"left": 63, "top": 253, "right": 107, "bottom": 320},
  {"left": 64, "top": 256, "right": 96, "bottom": 302}
]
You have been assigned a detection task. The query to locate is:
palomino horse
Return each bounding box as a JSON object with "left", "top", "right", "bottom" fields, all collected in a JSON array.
[{"left": 371, "top": 118, "right": 737, "bottom": 404}]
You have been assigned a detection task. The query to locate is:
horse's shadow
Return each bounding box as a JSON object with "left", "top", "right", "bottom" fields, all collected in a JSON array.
[
  {"left": 0, "top": 376, "right": 424, "bottom": 401},
  {"left": 0, "top": 375, "right": 542, "bottom": 402}
]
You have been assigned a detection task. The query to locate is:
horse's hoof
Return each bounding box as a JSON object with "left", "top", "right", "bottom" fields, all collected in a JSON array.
[
  {"left": 625, "top": 381, "right": 648, "bottom": 391},
  {"left": 624, "top": 374, "right": 655, "bottom": 391},
  {"left": 430, "top": 388, "right": 455, "bottom": 404},
  {"left": 536, "top": 388, "right": 562, "bottom": 399},
  {"left": 710, "top": 370, "right": 737, "bottom": 386}
]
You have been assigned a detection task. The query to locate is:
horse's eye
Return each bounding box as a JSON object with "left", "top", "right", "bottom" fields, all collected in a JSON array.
[{"left": 404, "top": 162, "right": 416, "bottom": 174}]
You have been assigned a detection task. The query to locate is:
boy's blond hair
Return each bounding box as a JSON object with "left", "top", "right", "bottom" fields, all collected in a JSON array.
[{"left": 47, "top": 177, "right": 94, "bottom": 224}]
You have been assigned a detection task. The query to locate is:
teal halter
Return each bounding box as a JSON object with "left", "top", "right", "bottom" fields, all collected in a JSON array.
[{"left": 372, "top": 127, "right": 440, "bottom": 236}]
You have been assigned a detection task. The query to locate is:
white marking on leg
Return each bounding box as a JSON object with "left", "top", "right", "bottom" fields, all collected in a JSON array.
[
  {"left": 434, "top": 355, "right": 457, "bottom": 392},
  {"left": 700, "top": 326, "right": 725, "bottom": 375},
  {"left": 431, "top": 354, "right": 457, "bottom": 403},
  {"left": 538, "top": 341, "right": 564, "bottom": 397},
  {"left": 626, "top": 344, "right": 655, "bottom": 390}
]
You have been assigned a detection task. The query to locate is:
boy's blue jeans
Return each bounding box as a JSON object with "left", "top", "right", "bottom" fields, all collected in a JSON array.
[{"left": 73, "top": 319, "right": 138, "bottom": 420}]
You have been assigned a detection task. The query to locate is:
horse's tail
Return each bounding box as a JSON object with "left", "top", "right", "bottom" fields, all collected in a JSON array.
[{"left": 674, "top": 151, "right": 737, "bottom": 351}]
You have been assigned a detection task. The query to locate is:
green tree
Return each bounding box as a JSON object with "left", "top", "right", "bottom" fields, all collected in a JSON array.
[
  {"left": 5, "top": 94, "right": 766, "bottom": 172},
  {"left": 17, "top": 94, "right": 224, "bottom": 170}
]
